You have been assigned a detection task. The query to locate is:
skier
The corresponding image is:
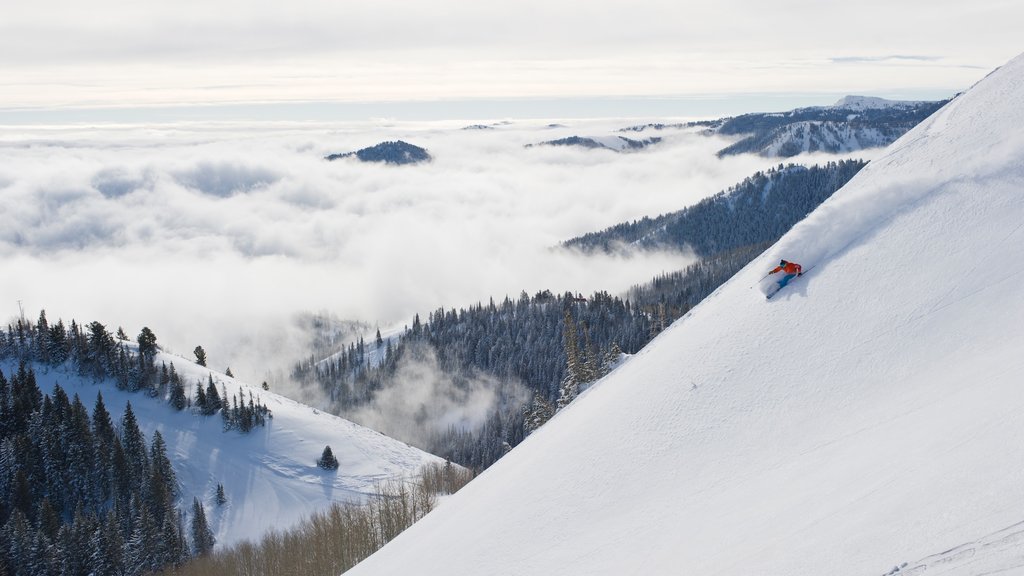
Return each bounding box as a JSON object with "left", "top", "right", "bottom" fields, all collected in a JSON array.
[{"left": 768, "top": 259, "right": 803, "bottom": 290}]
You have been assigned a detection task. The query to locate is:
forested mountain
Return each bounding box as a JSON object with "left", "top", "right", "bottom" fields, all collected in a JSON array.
[
  {"left": 563, "top": 159, "right": 866, "bottom": 257},
  {"left": 324, "top": 140, "right": 431, "bottom": 164},
  {"left": 696, "top": 96, "right": 947, "bottom": 157}
]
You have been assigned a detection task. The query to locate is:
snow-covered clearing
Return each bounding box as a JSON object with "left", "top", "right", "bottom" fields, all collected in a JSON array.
[{"left": 2, "top": 352, "right": 441, "bottom": 547}]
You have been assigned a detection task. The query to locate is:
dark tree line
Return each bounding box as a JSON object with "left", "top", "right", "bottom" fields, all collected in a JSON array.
[
  {"left": 0, "top": 363, "right": 209, "bottom": 575},
  {"left": 0, "top": 312, "right": 270, "bottom": 433},
  {"left": 1, "top": 311, "right": 172, "bottom": 398},
  {"left": 564, "top": 160, "right": 867, "bottom": 257}
]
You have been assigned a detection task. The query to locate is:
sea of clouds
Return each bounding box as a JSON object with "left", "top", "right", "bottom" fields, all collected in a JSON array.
[{"left": 0, "top": 118, "right": 779, "bottom": 402}]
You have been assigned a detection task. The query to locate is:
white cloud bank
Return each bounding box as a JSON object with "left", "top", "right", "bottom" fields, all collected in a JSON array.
[{"left": 0, "top": 119, "right": 780, "bottom": 384}]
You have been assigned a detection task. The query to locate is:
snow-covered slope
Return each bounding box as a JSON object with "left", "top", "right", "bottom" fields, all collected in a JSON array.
[
  {"left": 348, "top": 54, "right": 1024, "bottom": 576},
  {"left": 711, "top": 96, "right": 945, "bottom": 157},
  {"left": 755, "top": 120, "right": 892, "bottom": 156},
  {"left": 5, "top": 352, "right": 441, "bottom": 547}
]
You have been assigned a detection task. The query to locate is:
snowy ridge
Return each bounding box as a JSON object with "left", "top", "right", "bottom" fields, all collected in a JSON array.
[
  {"left": 709, "top": 96, "right": 946, "bottom": 157},
  {"left": 348, "top": 53, "right": 1024, "bottom": 576},
  {"left": 757, "top": 121, "right": 889, "bottom": 156},
  {"left": 7, "top": 351, "right": 442, "bottom": 548},
  {"left": 831, "top": 95, "right": 928, "bottom": 110}
]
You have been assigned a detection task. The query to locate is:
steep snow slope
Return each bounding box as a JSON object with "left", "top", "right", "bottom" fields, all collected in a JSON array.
[
  {"left": 5, "top": 352, "right": 441, "bottom": 547},
  {"left": 349, "top": 54, "right": 1024, "bottom": 576}
]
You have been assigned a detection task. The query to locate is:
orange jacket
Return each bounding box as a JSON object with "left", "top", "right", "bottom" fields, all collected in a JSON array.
[{"left": 770, "top": 261, "right": 802, "bottom": 275}]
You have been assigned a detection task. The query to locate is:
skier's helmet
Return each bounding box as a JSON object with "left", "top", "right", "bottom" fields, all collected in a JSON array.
[{"left": 779, "top": 259, "right": 787, "bottom": 266}]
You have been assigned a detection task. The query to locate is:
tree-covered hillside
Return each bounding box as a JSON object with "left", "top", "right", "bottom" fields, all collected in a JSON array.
[
  {"left": 0, "top": 315, "right": 270, "bottom": 576},
  {"left": 293, "top": 290, "right": 647, "bottom": 469},
  {"left": 563, "top": 160, "right": 866, "bottom": 257},
  {"left": 324, "top": 140, "right": 431, "bottom": 165}
]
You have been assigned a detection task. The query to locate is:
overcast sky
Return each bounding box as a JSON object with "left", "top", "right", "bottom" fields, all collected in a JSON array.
[{"left": 1, "top": 0, "right": 1019, "bottom": 120}]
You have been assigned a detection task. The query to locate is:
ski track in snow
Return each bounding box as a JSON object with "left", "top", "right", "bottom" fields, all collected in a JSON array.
[{"left": 893, "top": 521, "right": 1024, "bottom": 576}]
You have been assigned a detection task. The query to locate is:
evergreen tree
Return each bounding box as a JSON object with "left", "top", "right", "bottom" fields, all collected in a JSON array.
[
  {"left": 203, "top": 376, "right": 221, "bottom": 416},
  {"left": 195, "top": 382, "right": 207, "bottom": 413},
  {"left": 34, "top": 310, "right": 49, "bottom": 365},
  {"left": 119, "top": 402, "right": 150, "bottom": 491},
  {"left": 190, "top": 498, "right": 214, "bottom": 556},
  {"left": 46, "top": 321, "right": 68, "bottom": 365},
  {"left": 110, "top": 437, "right": 131, "bottom": 505},
  {"left": 137, "top": 327, "right": 157, "bottom": 361},
  {"left": 159, "top": 363, "right": 171, "bottom": 396},
  {"left": 193, "top": 346, "right": 207, "bottom": 367},
  {"left": 91, "top": 389, "right": 116, "bottom": 498},
  {"left": 169, "top": 376, "right": 187, "bottom": 411},
  {"left": 37, "top": 498, "right": 60, "bottom": 541},
  {"left": 126, "top": 502, "right": 159, "bottom": 575},
  {"left": 85, "top": 321, "right": 114, "bottom": 379},
  {"left": 90, "top": 510, "right": 123, "bottom": 576},
  {"left": 523, "top": 394, "right": 555, "bottom": 436},
  {"left": 557, "top": 310, "right": 583, "bottom": 411},
  {"left": 148, "top": 431, "right": 176, "bottom": 526},
  {"left": 317, "top": 445, "right": 339, "bottom": 470},
  {"left": 10, "top": 471, "right": 32, "bottom": 519}
]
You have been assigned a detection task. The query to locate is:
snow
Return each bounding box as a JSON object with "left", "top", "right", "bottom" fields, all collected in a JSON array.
[
  {"left": 347, "top": 53, "right": 1024, "bottom": 575},
  {"left": 761, "top": 121, "right": 889, "bottom": 156},
  {"left": 3, "top": 351, "right": 442, "bottom": 548},
  {"left": 589, "top": 135, "right": 637, "bottom": 151},
  {"left": 831, "top": 95, "right": 927, "bottom": 110}
]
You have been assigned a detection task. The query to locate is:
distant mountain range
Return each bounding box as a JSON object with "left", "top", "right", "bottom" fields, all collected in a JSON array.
[
  {"left": 693, "top": 95, "right": 949, "bottom": 157},
  {"left": 325, "top": 140, "right": 432, "bottom": 165},
  {"left": 526, "top": 135, "right": 662, "bottom": 152}
]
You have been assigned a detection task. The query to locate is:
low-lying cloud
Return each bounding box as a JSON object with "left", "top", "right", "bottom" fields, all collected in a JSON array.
[
  {"left": 1, "top": 119, "right": 777, "bottom": 387},
  {"left": 345, "top": 344, "right": 531, "bottom": 449}
]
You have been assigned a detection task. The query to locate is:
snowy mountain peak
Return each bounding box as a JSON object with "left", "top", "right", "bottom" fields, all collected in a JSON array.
[
  {"left": 830, "top": 94, "right": 923, "bottom": 110},
  {"left": 348, "top": 52, "right": 1024, "bottom": 576}
]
